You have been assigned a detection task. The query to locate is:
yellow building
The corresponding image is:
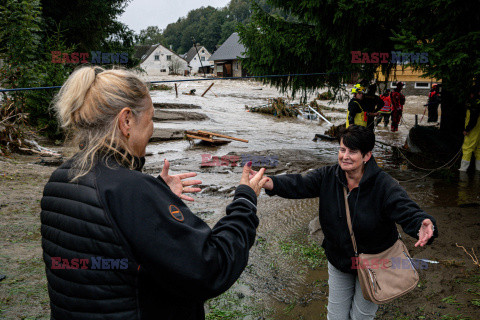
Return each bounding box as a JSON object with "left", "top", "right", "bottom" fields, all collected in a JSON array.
[{"left": 376, "top": 66, "right": 441, "bottom": 95}]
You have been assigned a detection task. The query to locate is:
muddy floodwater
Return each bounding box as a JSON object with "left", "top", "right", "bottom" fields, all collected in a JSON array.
[{"left": 139, "top": 77, "right": 480, "bottom": 318}]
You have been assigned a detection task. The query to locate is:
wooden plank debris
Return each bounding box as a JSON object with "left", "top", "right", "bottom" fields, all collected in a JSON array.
[
  {"left": 197, "top": 130, "right": 248, "bottom": 143},
  {"left": 201, "top": 83, "right": 215, "bottom": 97},
  {"left": 184, "top": 130, "right": 248, "bottom": 145}
]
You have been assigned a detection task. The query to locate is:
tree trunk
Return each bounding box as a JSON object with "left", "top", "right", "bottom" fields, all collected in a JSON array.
[{"left": 439, "top": 82, "right": 465, "bottom": 151}]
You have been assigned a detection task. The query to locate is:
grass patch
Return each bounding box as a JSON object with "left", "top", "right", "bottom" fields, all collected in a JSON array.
[
  {"left": 205, "top": 288, "right": 268, "bottom": 320},
  {"left": 440, "top": 315, "right": 472, "bottom": 320},
  {"left": 471, "top": 299, "right": 480, "bottom": 307},
  {"left": 442, "top": 295, "right": 461, "bottom": 305},
  {"left": 279, "top": 237, "right": 327, "bottom": 269},
  {"left": 0, "top": 257, "right": 49, "bottom": 319}
]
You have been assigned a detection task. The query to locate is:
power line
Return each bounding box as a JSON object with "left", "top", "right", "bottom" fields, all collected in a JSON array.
[{"left": 0, "top": 72, "right": 350, "bottom": 93}]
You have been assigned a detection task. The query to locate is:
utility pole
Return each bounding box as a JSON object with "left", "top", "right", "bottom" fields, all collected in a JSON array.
[{"left": 192, "top": 38, "right": 206, "bottom": 77}]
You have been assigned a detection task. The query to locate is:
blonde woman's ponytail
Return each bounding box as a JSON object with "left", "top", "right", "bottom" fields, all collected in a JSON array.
[
  {"left": 52, "top": 66, "right": 149, "bottom": 181},
  {"left": 54, "top": 66, "right": 101, "bottom": 129}
]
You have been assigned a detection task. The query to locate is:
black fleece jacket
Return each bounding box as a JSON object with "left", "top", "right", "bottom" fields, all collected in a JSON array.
[
  {"left": 266, "top": 158, "right": 438, "bottom": 274},
  {"left": 41, "top": 154, "right": 259, "bottom": 319}
]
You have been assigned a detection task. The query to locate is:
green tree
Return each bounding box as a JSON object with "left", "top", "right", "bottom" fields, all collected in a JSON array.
[
  {"left": 0, "top": 0, "right": 43, "bottom": 102},
  {"left": 26, "top": 27, "right": 75, "bottom": 138},
  {"left": 41, "top": 0, "right": 137, "bottom": 67},
  {"left": 391, "top": 0, "right": 480, "bottom": 136},
  {"left": 137, "top": 26, "right": 166, "bottom": 46},
  {"left": 161, "top": 0, "right": 260, "bottom": 54},
  {"left": 238, "top": 0, "right": 397, "bottom": 98},
  {"left": 238, "top": 0, "right": 480, "bottom": 145}
]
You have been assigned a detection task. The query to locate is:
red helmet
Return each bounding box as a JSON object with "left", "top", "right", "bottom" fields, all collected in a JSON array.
[{"left": 432, "top": 83, "right": 438, "bottom": 88}]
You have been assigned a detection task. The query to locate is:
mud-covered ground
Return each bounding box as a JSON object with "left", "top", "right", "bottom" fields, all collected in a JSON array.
[
  {"left": 1, "top": 78, "right": 479, "bottom": 319},
  {"left": 1, "top": 152, "right": 479, "bottom": 320}
]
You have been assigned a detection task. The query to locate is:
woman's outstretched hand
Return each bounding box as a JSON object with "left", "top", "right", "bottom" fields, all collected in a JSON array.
[
  {"left": 415, "top": 219, "right": 434, "bottom": 247},
  {"left": 248, "top": 168, "right": 274, "bottom": 190},
  {"left": 240, "top": 162, "right": 269, "bottom": 196},
  {"left": 160, "top": 159, "right": 202, "bottom": 202}
]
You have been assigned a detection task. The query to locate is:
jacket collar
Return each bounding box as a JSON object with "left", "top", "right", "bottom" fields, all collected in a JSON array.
[
  {"left": 101, "top": 150, "right": 145, "bottom": 172},
  {"left": 335, "top": 156, "right": 381, "bottom": 188}
]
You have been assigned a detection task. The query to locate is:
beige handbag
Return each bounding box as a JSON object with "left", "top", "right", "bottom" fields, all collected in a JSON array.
[{"left": 343, "top": 188, "right": 419, "bottom": 304}]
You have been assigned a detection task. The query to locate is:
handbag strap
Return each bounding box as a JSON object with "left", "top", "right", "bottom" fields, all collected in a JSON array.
[{"left": 343, "top": 187, "right": 358, "bottom": 256}]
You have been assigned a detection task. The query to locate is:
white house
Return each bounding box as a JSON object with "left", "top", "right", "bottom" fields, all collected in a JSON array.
[
  {"left": 184, "top": 45, "right": 214, "bottom": 75},
  {"left": 134, "top": 44, "right": 189, "bottom": 76}
]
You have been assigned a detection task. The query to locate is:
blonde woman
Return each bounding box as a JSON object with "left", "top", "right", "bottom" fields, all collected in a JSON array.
[{"left": 40, "top": 66, "right": 268, "bottom": 319}]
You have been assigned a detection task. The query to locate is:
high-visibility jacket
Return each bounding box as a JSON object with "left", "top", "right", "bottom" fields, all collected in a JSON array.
[
  {"left": 346, "top": 100, "right": 367, "bottom": 127},
  {"left": 379, "top": 96, "right": 392, "bottom": 113}
]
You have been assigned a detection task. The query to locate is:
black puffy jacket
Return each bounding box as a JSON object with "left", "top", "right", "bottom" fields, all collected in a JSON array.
[
  {"left": 41, "top": 154, "right": 259, "bottom": 319},
  {"left": 266, "top": 158, "right": 438, "bottom": 274}
]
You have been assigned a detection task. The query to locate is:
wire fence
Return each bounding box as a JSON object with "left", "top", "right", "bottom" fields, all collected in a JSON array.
[{"left": 0, "top": 72, "right": 349, "bottom": 93}]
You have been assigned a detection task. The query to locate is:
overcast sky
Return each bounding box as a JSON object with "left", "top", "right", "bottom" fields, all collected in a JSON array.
[{"left": 119, "top": 0, "right": 231, "bottom": 33}]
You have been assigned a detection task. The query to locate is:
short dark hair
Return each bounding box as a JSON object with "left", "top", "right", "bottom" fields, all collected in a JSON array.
[{"left": 338, "top": 125, "right": 375, "bottom": 155}]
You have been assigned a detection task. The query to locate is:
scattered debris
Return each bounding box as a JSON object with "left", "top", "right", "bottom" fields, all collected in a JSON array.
[
  {"left": 35, "top": 156, "right": 64, "bottom": 167},
  {"left": 324, "top": 123, "right": 346, "bottom": 138},
  {"left": 456, "top": 243, "right": 480, "bottom": 268},
  {"left": 153, "top": 103, "right": 201, "bottom": 109},
  {"left": 201, "top": 83, "right": 215, "bottom": 97},
  {"left": 317, "top": 91, "right": 334, "bottom": 100},
  {"left": 150, "top": 84, "right": 172, "bottom": 91},
  {"left": 312, "top": 134, "right": 337, "bottom": 142},
  {"left": 185, "top": 130, "right": 248, "bottom": 145},
  {"left": 183, "top": 89, "right": 196, "bottom": 95},
  {"left": 246, "top": 98, "right": 330, "bottom": 123},
  {"left": 246, "top": 98, "right": 299, "bottom": 117},
  {"left": 438, "top": 259, "right": 465, "bottom": 267},
  {"left": 1, "top": 99, "right": 28, "bottom": 155}
]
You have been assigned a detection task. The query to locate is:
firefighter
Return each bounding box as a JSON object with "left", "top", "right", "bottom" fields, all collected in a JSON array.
[
  {"left": 363, "top": 84, "right": 383, "bottom": 132},
  {"left": 376, "top": 89, "right": 392, "bottom": 127},
  {"left": 427, "top": 84, "right": 441, "bottom": 123},
  {"left": 459, "top": 87, "right": 480, "bottom": 172},
  {"left": 346, "top": 84, "right": 367, "bottom": 128},
  {"left": 390, "top": 82, "right": 406, "bottom": 132}
]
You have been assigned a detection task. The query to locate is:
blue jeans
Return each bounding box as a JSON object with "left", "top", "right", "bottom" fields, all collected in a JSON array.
[{"left": 327, "top": 262, "right": 378, "bottom": 320}]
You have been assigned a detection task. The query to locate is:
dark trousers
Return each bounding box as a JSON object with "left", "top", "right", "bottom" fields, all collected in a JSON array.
[
  {"left": 391, "top": 109, "right": 402, "bottom": 132},
  {"left": 376, "top": 113, "right": 390, "bottom": 127},
  {"left": 428, "top": 103, "right": 439, "bottom": 122}
]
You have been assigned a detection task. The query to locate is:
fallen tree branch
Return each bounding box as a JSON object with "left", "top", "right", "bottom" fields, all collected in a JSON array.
[{"left": 456, "top": 243, "right": 480, "bottom": 268}]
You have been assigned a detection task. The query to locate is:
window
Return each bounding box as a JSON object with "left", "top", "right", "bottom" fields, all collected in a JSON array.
[
  {"left": 415, "top": 82, "right": 430, "bottom": 89},
  {"left": 201, "top": 49, "right": 205, "bottom": 53},
  {"left": 166, "top": 55, "right": 171, "bottom": 61},
  {"left": 154, "top": 55, "right": 159, "bottom": 61},
  {"left": 390, "top": 81, "right": 406, "bottom": 89},
  {"left": 194, "top": 57, "right": 196, "bottom": 60},
  {"left": 201, "top": 57, "right": 205, "bottom": 61},
  {"left": 160, "top": 69, "right": 166, "bottom": 73}
]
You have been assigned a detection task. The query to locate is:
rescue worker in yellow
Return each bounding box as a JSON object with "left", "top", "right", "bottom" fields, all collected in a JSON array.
[
  {"left": 459, "top": 86, "right": 480, "bottom": 172},
  {"left": 346, "top": 84, "right": 367, "bottom": 128}
]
